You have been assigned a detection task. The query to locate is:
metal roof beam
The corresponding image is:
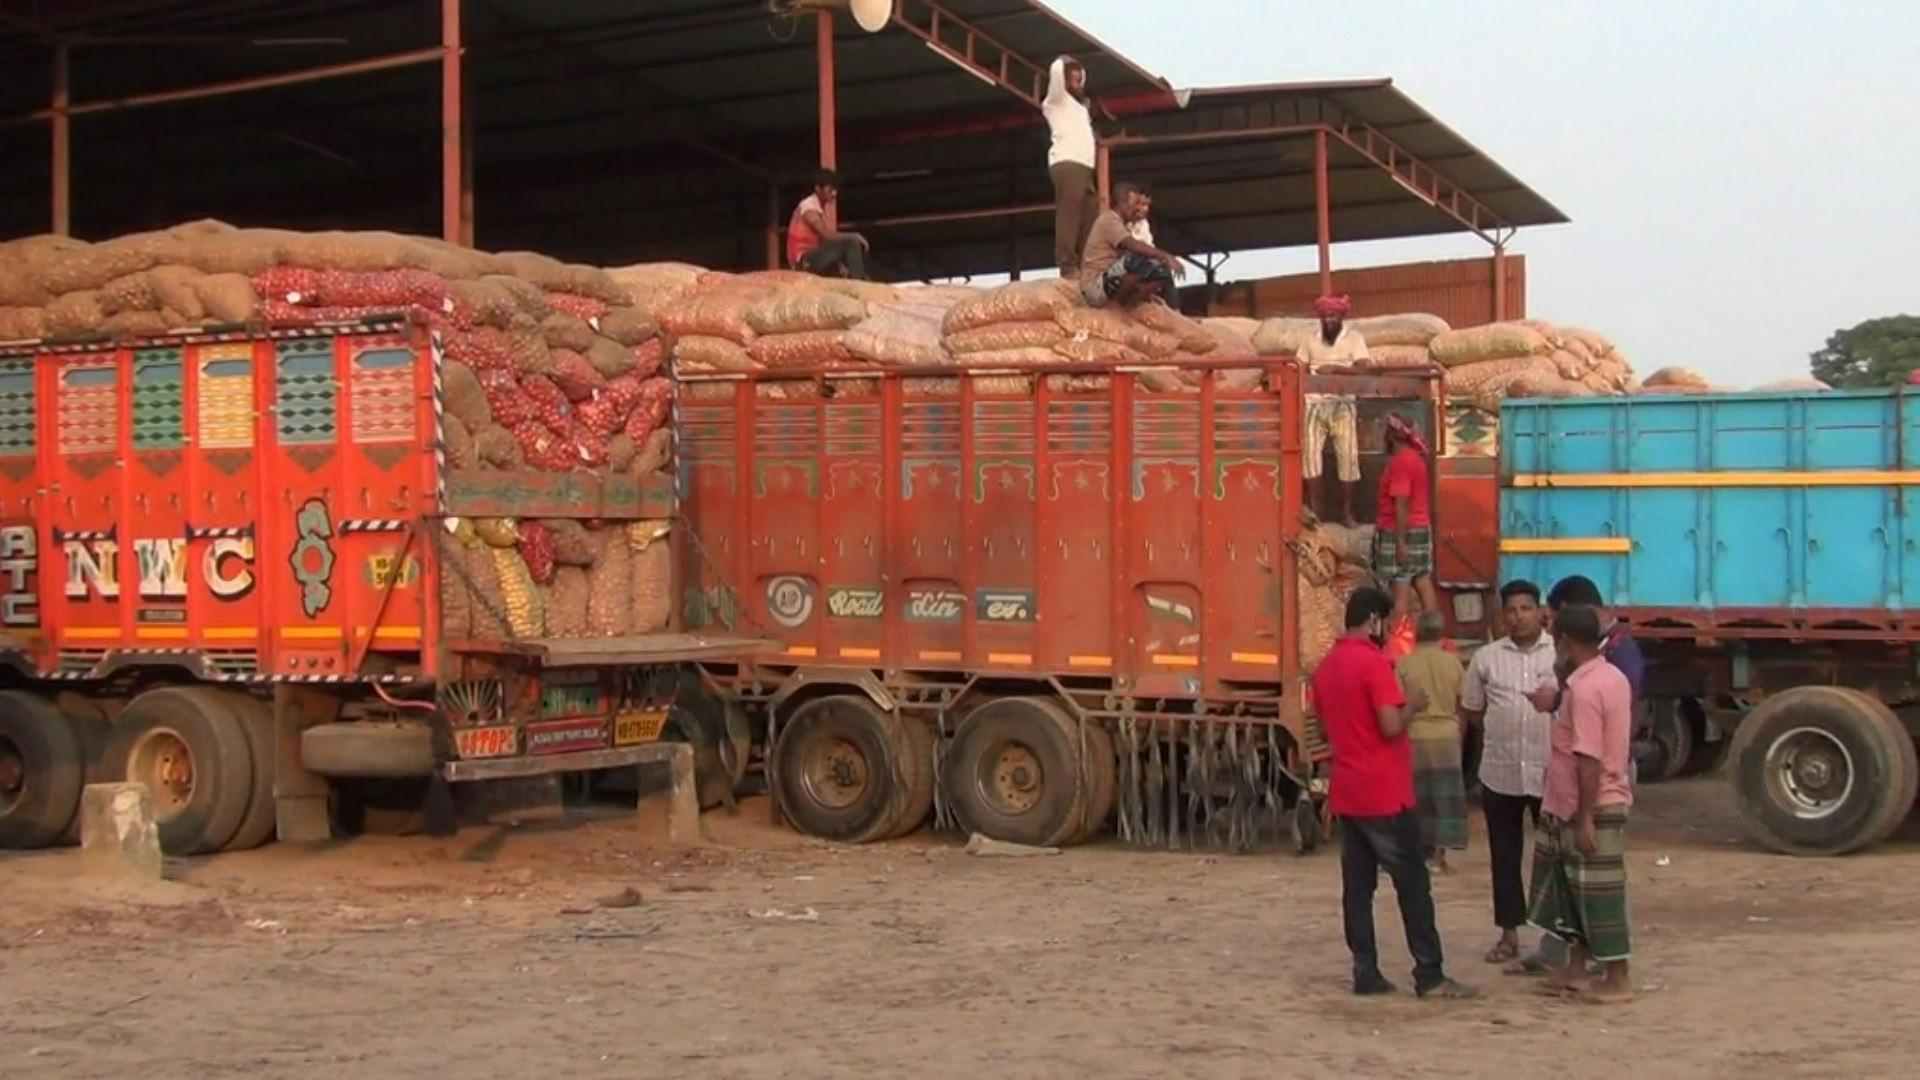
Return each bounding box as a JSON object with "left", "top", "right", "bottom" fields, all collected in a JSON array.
[
  {"left": 1317, "top": 100, "right": 1516, "bottom": 245},
  {"left": 889, "top": 0, "right": 1046, "bottom": 108}
]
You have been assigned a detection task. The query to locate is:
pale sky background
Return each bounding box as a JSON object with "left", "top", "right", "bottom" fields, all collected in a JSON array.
[{"left": 1047, "top": 0, "right": 1920, "bottom": 386}]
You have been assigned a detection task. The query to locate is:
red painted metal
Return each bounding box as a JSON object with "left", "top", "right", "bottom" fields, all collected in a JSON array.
[
  {"left": 1314, "top": 128, "right": 1331, "bottom": 296},
  {"left": 442, "top": 0, "right": 471, "bottom": 247},
  {"left": 8, "top": 47, "right": 446, "bottom": 125},
  {"left": 1203, "top": 255, "right": 1528, "bottom": 329},
  {"left": 674, "top": 359, "right": 1442, "bottom": 733},
  {"left": 891, "top": 0, "right": 1047, "bottom": 108},
  {"left": 817, "top": 8, "right": 838, "bottom": 230}
]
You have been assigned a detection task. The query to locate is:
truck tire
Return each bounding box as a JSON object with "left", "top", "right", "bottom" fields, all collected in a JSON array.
[
  {"left": 943, "top": 696, "right": 1092, "bottom": 848},
  {"left": 1835, "top": 689, "right": 1920, "bottom": 845},
  {"left": 1643, "top": 698, "right": 1695, "bottom": 783},
  {"left": 1728, "top": 686, "right": 1918, "bottom": 856},
  {"left": 771, "top": 695, "right": 913, "bottom": 844},
  {"left": 884, "top": 716, "right": 936, "bottom": 840},
  {"left": 300, "top": 721, "right": 436, "bottom": 779},
  {"left": 1068, "top": 720, "right": 1116, "bottom": 845},
  {"left": 0, "top": 691, "right": 84, "bottom": 849},
  {"left": 55, "top": 693, "right": 116, "bottom": 845},
  {"left": 110, "top": 687, "right": 254, "bottom": 856},
  {"left": 211, "top": 692, "right": 279, "bottom": 851},
  {"left": 665, "top": 699, "right": 752, "bottom": 811}
]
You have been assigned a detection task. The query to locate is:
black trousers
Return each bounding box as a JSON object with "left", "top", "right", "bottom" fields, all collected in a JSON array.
[
  {"left": 1483, "top": 787, "right": 1541, "bottom": 930},
  {"left": 798, "top": 237, "right": 868, "bottom": 281},
  {"left": 1340, "top": 808, "right": 1445, "bottom": 991}
]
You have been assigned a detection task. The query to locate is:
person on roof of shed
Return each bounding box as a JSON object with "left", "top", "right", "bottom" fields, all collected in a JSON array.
[{"left": 1078, "top": 180, "right": 1184, "bottom": 310}]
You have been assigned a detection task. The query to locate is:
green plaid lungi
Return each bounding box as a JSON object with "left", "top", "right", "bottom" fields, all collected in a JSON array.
[
  {"left": 1410, "top": 725, "right": 1468, "bottom": 851},
  {"left": 1527, "top": 807, "right": 1632, "bottom": 962},
  {"left": 1371, "top": 524, "right": 1434, "bottom": 584}
]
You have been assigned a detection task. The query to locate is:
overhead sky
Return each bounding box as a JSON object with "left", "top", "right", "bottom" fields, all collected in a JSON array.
[{"left": 1046, "top": 0, "right": 1920, "bottom": 386}]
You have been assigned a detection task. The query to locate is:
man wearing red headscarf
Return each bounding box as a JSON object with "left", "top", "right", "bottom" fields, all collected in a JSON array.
[
  {"left": 1374, "top": 411, "right": 1438, "bottom": 621},
  {"left": 1299, "top": 294, "right": 1371, "bottom": 523}
]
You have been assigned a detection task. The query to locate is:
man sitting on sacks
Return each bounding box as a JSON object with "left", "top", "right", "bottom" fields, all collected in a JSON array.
[
  {"left": 1079, "top": 180, "right": 1185, "bottom": 309},
  {"left": 787, "top": 169, "right": 872, "bottom": 281}
]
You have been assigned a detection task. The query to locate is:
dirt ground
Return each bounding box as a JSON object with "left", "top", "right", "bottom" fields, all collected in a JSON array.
[{"left": 2, "top": 778, "right": 1916, "bottom": 1080}]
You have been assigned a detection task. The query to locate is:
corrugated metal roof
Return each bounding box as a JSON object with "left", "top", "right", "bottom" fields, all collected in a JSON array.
[{"left": 0, "top": 1, "right": 1563, "bottom": 280}]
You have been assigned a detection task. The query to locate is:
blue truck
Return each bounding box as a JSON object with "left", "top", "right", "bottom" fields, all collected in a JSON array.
[{"left": 1497, "top": 387, "right": 1920, "bottom": 856}]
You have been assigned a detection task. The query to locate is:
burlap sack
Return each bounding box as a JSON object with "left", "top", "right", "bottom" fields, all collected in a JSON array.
[
  {"left": 742, "top": 289, "right": 866, "bottom": 335},
  {"left": 946, "top": 320, "right": 1066, "bottom": 354},
  {"left": 1251, "top": 317, "right": 1315, "bottom": 356},
  {"left": 442, "top": 360, "right": 493, "bottom": 431},
  {"left": 942, "top": 280, "right": 1078, "bottom": 334},
  {"left": 1349, "top": 313, "right": 1450, "bottom": 347},
  {"left": 1131, "top": 302, "right": 1215, "bottom": 354},
  {"left": 844, "top": 301, "right": 952, "bottom": 367},
  {"left": 1428, "top": 322, "right": 1551, "bottom": 367},
  {"left": 675, "top": 335, "right": 758, "bottom": 373},
  {"left": 1055, "top": 307, "right": 1179, "bottom": 358},
  {"left": 195, "top": 273, "right": 259, "bottom": 323},
  {"left": 596, "top": 306, "right": 658, "bottom": 346},
  {"left": 1366, "top": 345, "right": 1434, "bottom": 369},
  {"left": 748, "top": 330, "right": 853, "bottom": 368}
]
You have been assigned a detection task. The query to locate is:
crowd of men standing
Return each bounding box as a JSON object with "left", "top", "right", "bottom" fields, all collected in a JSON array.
[{"left": 1312, "top": 575, "right": 1642, "bottom": 1004}]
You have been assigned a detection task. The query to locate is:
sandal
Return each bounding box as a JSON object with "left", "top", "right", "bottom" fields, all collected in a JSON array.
[{"left": 1484, "top": 939, "right": 1520, "bottom": 964}]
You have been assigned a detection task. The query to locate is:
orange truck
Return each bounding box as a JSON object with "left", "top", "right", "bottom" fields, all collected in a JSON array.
[{"left": 0, "top": 315, "right": 764, "bottom": 855}]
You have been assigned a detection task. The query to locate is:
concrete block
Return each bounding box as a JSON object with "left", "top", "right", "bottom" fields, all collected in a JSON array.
[
  {"left": 654, "top": 742, "right": 703, "bottom": 845},
  {"left": 80, "top": 782, "right": 162, "bottom": 880}
]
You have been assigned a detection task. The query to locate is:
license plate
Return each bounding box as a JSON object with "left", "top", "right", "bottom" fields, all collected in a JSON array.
[
  {"left": 525, "top": 717, "right": 608, "bottom": 755},
  {"left": 454, "top": 725, "right": 519, "bottom": 759},
  {"left": 614, "top": 709, "right": 670, "bottom": 746}
]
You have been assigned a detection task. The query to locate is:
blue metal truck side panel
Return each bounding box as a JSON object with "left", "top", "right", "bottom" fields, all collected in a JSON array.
[{"left": 1497, "top": 389, "right": 1920, "bottom": 611}]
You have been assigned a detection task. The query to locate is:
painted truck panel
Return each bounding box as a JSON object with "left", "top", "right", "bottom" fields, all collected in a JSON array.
[
  {"left": 1498, "top": 389, "right": 1920, "bottom": 617},
  {"left": 678, "top": 365, "right": 1442, "bottom": 708},
  {"left": 0, "top": 318, "right": 675, "bottom": 688}
]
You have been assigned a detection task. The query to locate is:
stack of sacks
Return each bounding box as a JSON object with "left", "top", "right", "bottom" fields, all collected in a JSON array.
[
  {"left": 650, "top": 269, "right": 894, "bottom": 400},
  {"left": 1246, "top": 311, "right": 1449, "bottom": 371},
  {"left": 1293, "top": 519, "right": 1375, "bottom": 674},
  {"left": 1636, "top": 367, "right": 1712, "bottom": 395},
  {"left": 1430, "top": 320, "right": 1637, "bottom": 411},
  {"left": 939, "top": 280, "right": 1236, "bottom": 393},
  {"left": 0, "top": 222, "right": 677, "bottom": 643}
]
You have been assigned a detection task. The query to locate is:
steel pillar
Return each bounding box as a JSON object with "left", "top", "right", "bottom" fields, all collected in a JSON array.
[
  {"left": 50, "top": 41, "right": 69, "bottom": 236},
  {"left": 442, "top": 0, "right": 472, "bottom": 246},
  {"left": 1314, "top": 128, "right": 1331, "bottom": 296},
  {"left": 817, "top": 8, "right": 838, "bottom": 229}
]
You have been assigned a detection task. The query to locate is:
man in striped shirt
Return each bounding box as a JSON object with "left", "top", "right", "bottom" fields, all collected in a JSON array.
[{"left": 1460, "top": 578, "right": 1557, "bottom": 966}]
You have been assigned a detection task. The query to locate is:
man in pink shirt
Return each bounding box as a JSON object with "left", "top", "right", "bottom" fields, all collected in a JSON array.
[{"left": 1526, "top": 604, "right": 1635, "bottom": 1002}]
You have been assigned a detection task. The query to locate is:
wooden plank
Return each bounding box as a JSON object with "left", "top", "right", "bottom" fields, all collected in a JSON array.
[{"left": 451, "top": 632, "right": 778, "bottom": 666}]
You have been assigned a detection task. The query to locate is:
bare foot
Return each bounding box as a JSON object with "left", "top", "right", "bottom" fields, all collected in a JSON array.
[{"left": 1574, "top": 982, "right": 1634, "bottom": 1005}]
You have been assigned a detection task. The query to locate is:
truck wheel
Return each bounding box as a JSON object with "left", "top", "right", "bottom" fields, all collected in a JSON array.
[
  {"left": 300, "top": 721, "right": 436, "bottom": 779},
  {"left": 109, "top": 687, "right": 254, "bottom": 856},
  {"left": 55, "top": 694, "right": 116, "bottom": 845},
  {"left": 943, "top": 696, "right": 1091, "bottom": 849},
  {"left": 884, "top": 716, "right": 936, "bottom": 839},
  {"left": 1728, "top": 686, "right": 1918, "bottom": 856},
  {"left": 771, "top": 695, "right": 912, "bottom": 843},
  {"left": 1068, "top": 721, "right": 1116, "bottom": 845},
  {"left": 211, "top": 692, "right": 279, "bottom": 851},
  {"left": 1643, "top": 698, "right": 1695, "bottom": 783},
  {"left": 0, "top": 691, "right": 84, "bottom": 849},
  {"left": 665, "top": 699, "right": 752, "bottom": 810},
  {"left": 1835, "top": 689, "right": 1920, "bottom": 845}
]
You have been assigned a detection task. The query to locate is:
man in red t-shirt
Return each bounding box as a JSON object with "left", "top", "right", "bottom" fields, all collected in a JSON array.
[
  {"left": 1372, "top": 412, "right": 1437, "bottom": 620},
  {"left": 1312, "top": 585, "right": 1476, "bottom": 1000}
]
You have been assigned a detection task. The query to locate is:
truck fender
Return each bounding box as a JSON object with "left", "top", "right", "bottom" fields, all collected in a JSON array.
[{"left": 768, "top": 668, "right": 896, "bottom": 717}]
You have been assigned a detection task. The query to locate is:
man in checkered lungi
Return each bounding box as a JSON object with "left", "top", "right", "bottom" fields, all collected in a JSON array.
[{"left": 1526, "top": 604, "right": 1635, "bottom": 1003}]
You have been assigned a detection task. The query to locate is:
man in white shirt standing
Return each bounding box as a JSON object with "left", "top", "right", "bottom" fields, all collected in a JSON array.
[
  {"left": 1459, "top": 578, "right": 1558, "bottom": 966},
  {"left": 1043, "top": 55, "right": 1099, "bottom": 278},
  {"left": 1296, "top": 294, "right": 1369, "bottom": 523}
]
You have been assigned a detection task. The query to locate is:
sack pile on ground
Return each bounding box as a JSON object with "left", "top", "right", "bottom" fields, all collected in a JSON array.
[{"left": 0, "top": 222, "right": 677, "bottom": 643}]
